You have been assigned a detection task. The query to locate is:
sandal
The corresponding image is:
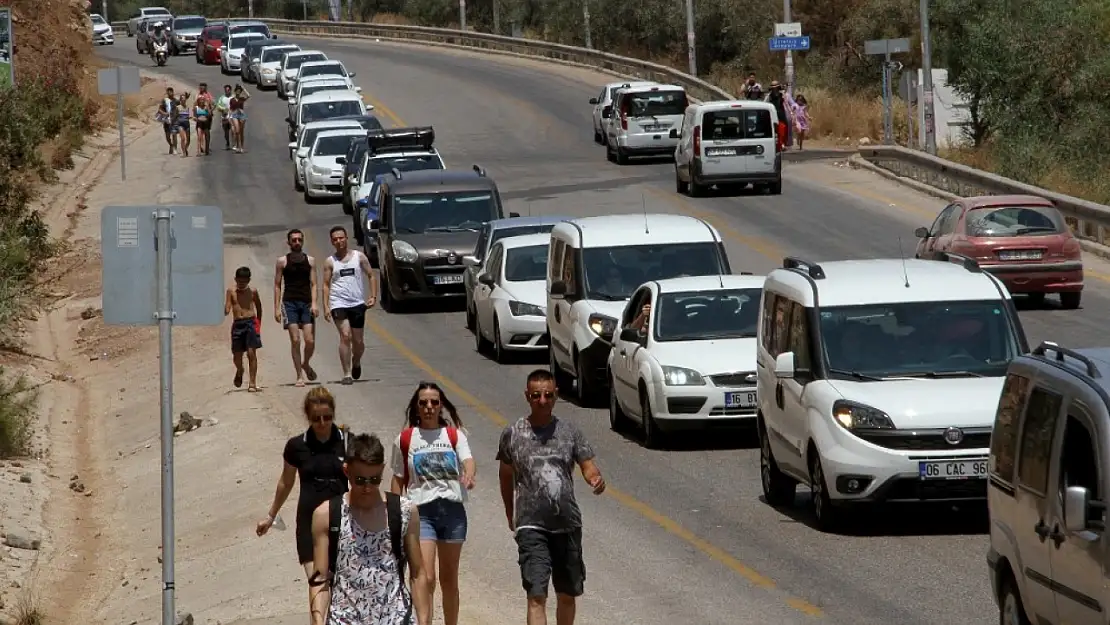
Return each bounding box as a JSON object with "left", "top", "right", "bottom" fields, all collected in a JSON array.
[
  {"left": 247, "top": 385, "right": 260, "bottom": 393},
  {"left": 233, "top": 370, "right": 243, "bottom": 388},
  {"left": 303, "top": 364, "right": 317, "bottom": 382}
]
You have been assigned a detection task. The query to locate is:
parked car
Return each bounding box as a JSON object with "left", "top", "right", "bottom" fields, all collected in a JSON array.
[
  {"left": 168, "top": 15, "right": 206, "bottom": 56},
  {"left": 195, "top": 23, "right": 229, "bottom": 65},
  {"left": 914, "top": 194, "right": 1084, "bottom": 309}
]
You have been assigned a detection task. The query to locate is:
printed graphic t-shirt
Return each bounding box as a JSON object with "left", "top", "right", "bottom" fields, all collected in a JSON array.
[
  {"left": 495, "top": 416, "right": 595, "bottom": 534},
  {"left": 390, "top": 427, "right": 473, "bottom": 506}
]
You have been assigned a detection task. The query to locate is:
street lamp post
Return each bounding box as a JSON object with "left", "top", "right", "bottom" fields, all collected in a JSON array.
[{"left": 919, "top": 0, "right": 937, "bottom": 154}]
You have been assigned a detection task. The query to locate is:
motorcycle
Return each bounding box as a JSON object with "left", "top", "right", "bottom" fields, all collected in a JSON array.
[{"left": 152, "top": 41, "right": 168, "bottom": 66}]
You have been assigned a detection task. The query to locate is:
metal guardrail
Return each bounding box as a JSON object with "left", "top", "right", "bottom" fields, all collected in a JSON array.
[{"left": 108, "top": 18, "right": 1110, "bottom": 245}]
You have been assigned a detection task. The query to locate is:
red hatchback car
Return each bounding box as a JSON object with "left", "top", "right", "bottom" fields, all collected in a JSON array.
[
  {"left": 195, "top": 23, "right": 228, "bottom": 64},
  {"left": 914, "top": 194, "right": 1084, "bottom": 308}
]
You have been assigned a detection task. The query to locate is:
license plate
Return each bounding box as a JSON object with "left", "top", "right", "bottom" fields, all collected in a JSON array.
[
  {"left": 998, "top": 249, "right": 1043, "bottom": 261},
  {"left": 919, "top": 459, "right": 988, "bottom": 480},
  {"left": 707, "top": 147, "right": 736, "bottom": 157},
  {"left": 432, "top": 274, "right": 463, "bottom": 285},
  {"left": 724, "top": 391, "right": 756, "bottom": 409}
]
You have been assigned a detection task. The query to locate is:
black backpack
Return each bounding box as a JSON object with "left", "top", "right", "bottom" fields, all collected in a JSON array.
[{"left": 309, "top": 493, "right": 409, "bottom": 591}]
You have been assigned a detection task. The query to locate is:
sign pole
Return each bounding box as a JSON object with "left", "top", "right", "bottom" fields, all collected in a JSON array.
[
  {"left": 155, "top": 207, "right": 176, "bottom": 625},
  {"left": 782, "top": 0, "right": 794, "bottom": 96},
  {"left": 116, "top": 66, "right": 126, "bottom": 181},
  {"left": 881, "top": 53, "right": 893, "bottom": 144},
  {"left": 683, "top": 0, "right": 696, "bottom": 76}
]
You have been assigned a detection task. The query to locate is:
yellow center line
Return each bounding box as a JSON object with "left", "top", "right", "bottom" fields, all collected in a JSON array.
[{"left": 348, "top": 89, "right": 825, "bottom": 617}]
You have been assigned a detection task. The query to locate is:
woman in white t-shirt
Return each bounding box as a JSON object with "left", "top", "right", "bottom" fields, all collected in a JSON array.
[{"left": 390, "top": 382, "right": 475, "bottom": 625}]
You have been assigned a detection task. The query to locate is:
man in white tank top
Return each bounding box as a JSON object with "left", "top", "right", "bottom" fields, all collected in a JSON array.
[{"left": 323, "top": 226, "right": 379, "bottom": 385}]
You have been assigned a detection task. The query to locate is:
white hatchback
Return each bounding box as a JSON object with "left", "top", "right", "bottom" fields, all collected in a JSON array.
[
  {"left": 300, "top": 129, "right": 364, "bottom": 201},
  {"left": 472, "top": 233, "right": 551, "bottom": 362},
  {"left": 673, "top": 100, "right": 782, "bottom": 196}
]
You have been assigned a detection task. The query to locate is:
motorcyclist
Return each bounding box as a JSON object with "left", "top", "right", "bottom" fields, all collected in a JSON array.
[{"left": 150, "top": 21, "right": 169, "bottom": 60}]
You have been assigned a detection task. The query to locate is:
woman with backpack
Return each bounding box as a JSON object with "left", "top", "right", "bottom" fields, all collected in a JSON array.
[{"left": 390, "top": 382, "right": 475, "bottom": 625}]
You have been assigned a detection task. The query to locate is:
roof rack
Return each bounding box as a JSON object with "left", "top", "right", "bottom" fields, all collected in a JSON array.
[
  {"left": 935, "top": 251, "right": 982, "bottom": 273},
  {"left": 1033, "top": 341, "right": 1102, "bottom": 378},
  {"left": 783, "top": 256, "right": 825, "bottom": 280},
  {"left": 472, "top": 164, "right": 486, "bottom": 177},
  {"left": 366, "top": 126, "right": 435, "bottom": 155}
]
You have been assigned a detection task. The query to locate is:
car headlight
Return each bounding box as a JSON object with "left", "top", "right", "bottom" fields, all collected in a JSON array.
[
  {"left": 392, "top": 240, "right": 419, "bottom": 263},
  {"left": 832, "top": 400, "right": 896, "bottom": 429},
  {"left": 587, "top": 313, "right": 617, "bottom": 341},
  {"left": 509, "top": 301, "right": 545, "bottom": 317},
  {"left": 661, "top": 366, "right": 705, "bottom": 386},
  {"left": 262, "top": 68, "right": 276, "bottom": 76}
]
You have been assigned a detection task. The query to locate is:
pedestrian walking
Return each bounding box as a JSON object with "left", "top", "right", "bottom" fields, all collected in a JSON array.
[
  {"left": 788, "top": 93, "right": 809, "bottom": 150},
  {"left": 390, "top": 382, "right": 475, "bottom": 625},
  {"left": 308, "top": 432, "right": 431, "bottom": 625},
  {"left": 216, "top": 84, "right": 233, "bottom": 150},
  {"left": 322, "top": 226, "right": 378, "bottom": 386},
  {"left": 256, "top": 387, "right": 348, "bottom": 620},
  {"left": 175, "top": 92, "right": 192, "bottom": 157},
  {"left": 274, "top": 228, "right": 319, "bottom": 387},
  {"left": 224, "top": 266, "right": 262, "bottom": 391},
  {"left": 767, "top": 81, "right": 792, "bottom": 151},
  {"left": 496, "top": 369, "right": 606, "bottom": 625},
  {"left": 194, "top": 83, "right": 214, "bottom": 156},
  {"left": 156, "top": 86, "right": 178, "bottom": 154}
]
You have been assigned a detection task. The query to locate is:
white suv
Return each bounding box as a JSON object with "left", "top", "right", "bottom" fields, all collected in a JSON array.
[
  {"left": 756, "top": 254, "right": 1029, "bottom": 530},
  {"left": 546, "top": 214, "right": 732, "bottom": 406}
]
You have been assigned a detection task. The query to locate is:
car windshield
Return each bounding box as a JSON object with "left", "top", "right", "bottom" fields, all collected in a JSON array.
[
  {"left": 230, "top": 24, "right": 269, "bottom": 36},
  {"left": 262, "top": 47, "right": 294, "bottom": 62},
  {"left": 623, "top": 90, "right": 688, "bottom": 117},
  {"left": 582, "top": 242, "right": 726, "bottom": 300},
  {"left": 302, "top": 83, "right": 346, "bottom": 98},
  {"left": 229, "top": 35, "right": 262, "bottom": 49},
  {"left": 301, "top": 125, "right": 359, "bottom": 148},
  {"left": 302, "top": 63, "right": 344, "bottom": 78},
  {"left": 820, "top": 300, "right": 1020, "bottom": 379},
  {"left": 363, "top": 154, "right": 441, "bottom": 183},
  {"left": 173, "top": 17, "right": 205, "bottom": 29},
  {"left": 505, "top": 245, "right": 549, "bottom": 282},
  {"left": 392, "top": 192, "right": 498, "bottom": 234},
  {"left": 92, "top": 15, "right": 107, "bottom": 25},
  {"left": 301, "top": 100, "right": 362, "bottom": 124},
  {"left": 965, "top": 205, "right": 1065, "bottom": 237},
  {"left": 701, "top": 109, "right": 773, "bottom": 140},
  {"left": 313, "top": 135, "right": 356, "bottom": 156},
  {"left": 286, "top": 53, "right": 325, "bottom": 69},
  {"left": 654, "top": 288, "right": 761, "bottom": 341}
]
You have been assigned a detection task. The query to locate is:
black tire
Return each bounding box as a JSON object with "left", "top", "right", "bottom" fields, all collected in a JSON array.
[
  {"left": 760, "top": 419, "right": 797, "bottom": 507},
  {"left": 492, "top": 317, "right": 508, "bottom": 363},
  {"left": 998, "top": 573, "right": 1031, "bottom": 625},
  {"left": 675, "top": 167, "right": 688, "bottom": 194},
  {"left": 809, "top": 452, "right": 843, "bottom": 532},
  {"left": 576, "top": 351, "right": 599, "bottom": 405},
  {"left": 1060, "top": 291, "right": 1082, "bottom": 309},
  {"left": 474, "top": 312, "right": 492, "bottom": 354},
  {"left": 608, "top": 377, "right": 628, "bottom": 432},
  {"left": 640, "top": 389, "right": 661, "bottom": 449},
  {"left": 465, "top": 301, "right": 476, "bottom": 331},
  {"left": 548, "top": 340, "right": 574, "bottom": 394},
  {"left": 769, "top": 178, "right": 783, "bottom": 195}
]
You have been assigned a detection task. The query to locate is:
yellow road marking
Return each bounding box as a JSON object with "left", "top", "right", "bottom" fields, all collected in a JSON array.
[{"left": 348, "top": 91, "right": 825, "bottom": 617}]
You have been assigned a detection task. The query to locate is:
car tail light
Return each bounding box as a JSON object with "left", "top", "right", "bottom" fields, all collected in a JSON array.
[
  {"left": 1063, "top": 238, "right": 1081, "bottom": 258},
  {"left": 692, "top": 126, "right": 701, "bottom": 157},
  {"left": 620, "top": 108, "right": 628, "bottom": 131}
]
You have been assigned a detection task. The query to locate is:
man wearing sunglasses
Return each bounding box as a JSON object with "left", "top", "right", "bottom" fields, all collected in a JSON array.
[
  {"left": 496, "top": 369, "right": 606, "bottom": 625},
  {"left": 309, "top": 432, "right": 431, "bottom": 625}
]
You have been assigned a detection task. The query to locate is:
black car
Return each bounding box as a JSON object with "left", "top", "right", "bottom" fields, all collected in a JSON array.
[{"left": 373, "top": 166, "right": 519, "bottom": 313}]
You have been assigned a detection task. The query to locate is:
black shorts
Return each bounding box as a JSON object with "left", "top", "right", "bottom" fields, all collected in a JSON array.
[
  {"left": 331, "top": 304, "right": 367, "bottom": 329},
  {"left": 196, "top": 118, "right": 211, "bottom": 131},
  {"left": 231, "top": 317, "right": 262, "bottom": 353},
  {"left": 515, "top": 528, "right": 585, "bottom": 598}
]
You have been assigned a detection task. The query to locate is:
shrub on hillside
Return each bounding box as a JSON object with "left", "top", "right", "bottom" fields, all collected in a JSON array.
[{"left": 0, "top": 366, "right": 36, "bottom": 457}]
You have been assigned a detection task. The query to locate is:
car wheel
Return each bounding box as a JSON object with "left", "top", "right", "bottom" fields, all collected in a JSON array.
[
  {"left": 675, "top": 166, "right": 688, "bottom": 194},
  {"left": 999, "top": 574, "right": 1031, "bottom": 625},
  {"left": 640, "top": 388, "right": 661, "bottom": 449},
  {"left": 608, "top": 376, "right": 628, "bottom": 432},
  {"left": 548, "top": 338, "right": 574, "bottom": 395},
  {"left": 303, "top": 189, "right": 313, "bottom": 204},
  {"left": 293, "top": 173, "right": 303, "bottom": 192},
  {"left": 809, "top": 452, "right": 842, "bottom": 532},
  {"left": 769, "top": 178, "right": 783, "bottom": 195},
  {"left": 342, "top": 197, "right": 353, "bottom": 216},
  {"left": 474, "top": 312, "right": 492, "bottom": 354},
  {"left": 615, "top": 146, "right": 629, "bottom": 165},
  {"left": 380, "top": 269, "right": 396, "bottom": 313},
  {"left": 1060, "top": 291, "right": 1082, "bottom": 309},
  {"left": 760, "top": 419, "right": 797, "bottom": 507},
  {"left": 576, "top": 351, "right": 599, "bottom": 406},
  {"left": 593, "top": 129, "right": 603, "bottom": 144},
  {"left": 492, "top": 317, "right": 509, "bottom": 364}
]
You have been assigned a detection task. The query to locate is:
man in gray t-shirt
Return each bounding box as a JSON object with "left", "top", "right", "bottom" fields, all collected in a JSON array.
[{"left": 497, "top": 369, "right": 605, "bottom": 625}]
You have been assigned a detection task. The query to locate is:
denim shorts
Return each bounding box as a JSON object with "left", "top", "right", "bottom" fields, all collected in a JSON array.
[
  {"left": 282, "top": 300, "right": 314, "bottom": 327},
  {"left": 417, "top": 499, "right": 467, "bottom": 543}
]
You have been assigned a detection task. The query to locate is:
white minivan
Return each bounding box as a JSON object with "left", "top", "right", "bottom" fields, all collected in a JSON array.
[
  {"left": 673, "top": 100, "right": 782, "bottom": 196},
  {"left": 604, "top": 84, "right": 688, "bottom": 165}
]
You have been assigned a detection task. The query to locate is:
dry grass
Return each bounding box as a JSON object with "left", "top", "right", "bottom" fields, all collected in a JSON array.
[{"left": 13, "top": 595, "right": 45, "bottom": 625}]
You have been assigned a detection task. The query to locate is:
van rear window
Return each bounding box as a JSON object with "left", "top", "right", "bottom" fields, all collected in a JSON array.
[
  {"left": 623, "top": 90, "right": 688, "bottom": 117},
  {"left": 701, "top": 109, "right": 773, "bottom": 140}
]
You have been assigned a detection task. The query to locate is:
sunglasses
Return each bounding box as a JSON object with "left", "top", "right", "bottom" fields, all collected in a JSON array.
[
  {"left": 528, "top": 391, "right": 556, "bottom": 400},
  {"left": 418, "top": 398, "right": 441, "bottom": 407},
  {"left": 351, "top": 474, "right": 383, "bottom": 486},
  {"left": 309, "top": 414, "right": 334, "bottom": 424}
]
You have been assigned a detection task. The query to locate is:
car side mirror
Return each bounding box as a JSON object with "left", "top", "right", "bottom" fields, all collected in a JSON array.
[
  {"left": 462, "top": 255, "right": 479, "bottom": 267},
  {"left": 669, "top": 128, "right": 679, "bottom": 139},
  {"left": 550, "top": 280, "right": 567, "bottom": 297},
  {"left": 914, "top": 226, "right": 930, "bottom": 238},
  {"left": 296, "top": 147, "right": 309, "bottom": 159},
  {"left": 348, "top": 71, "right": 356, "bottom": 77},
  {"left": 336, "top": 156, "right": 346, "bottom": 164},
  {"left": 509, "top": 211, "right": 520, "bottom": 218},
  {"left": 773, "top": 352, "right": 796, "bottom": 379},
  {"left": 369, "top": 219, "right": 380, "bottom": 230},
  {"left": 478, "top": 273, "right": 495, "bottom": 287},
  {"left": 287, "top": 142, "right": 296, "bottom": 150},
  {"left": 354, "top": 86, "right": 363, "bottom": 93},
  {"left": 271, "top": 33, "right": 278, "bottom": 39},
  {"left": 589, "top": 97, "right": 599, "bottom": 105},
  {"left": 619, "top": 327, "right": 642, "bottom": 343},
  {"left": 1065, "top": 486, "right": 1091, "bottom": 533}
]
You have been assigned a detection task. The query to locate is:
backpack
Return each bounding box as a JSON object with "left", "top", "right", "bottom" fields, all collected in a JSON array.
[
  {"left": 309, "top": 493, "right": 407, "bottom": 591},
  {"left": 398, "top": 426, "right": 458, "bottom": 490}
]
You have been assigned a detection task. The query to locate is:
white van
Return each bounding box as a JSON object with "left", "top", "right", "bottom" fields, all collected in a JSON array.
[
  {"left": 604, "top": 84, "right": 688, "bottom": 165},
  {"left": 546, "top": 214, "right": 731, "bottom": 405},
  {"left": 673, "top": 100, "right": 782, "bottom": 196}
]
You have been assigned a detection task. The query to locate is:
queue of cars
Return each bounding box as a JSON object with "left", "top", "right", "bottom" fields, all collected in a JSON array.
[{"left": 173, "top": 31, "right": 1104, "bottom": 623}]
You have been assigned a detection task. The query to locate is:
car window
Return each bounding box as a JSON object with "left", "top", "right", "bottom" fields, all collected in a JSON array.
[
  {"left": 313, "top": 135, "right": 357, "bottom": 156},
  {"left": 301, "top": 63, "right": 345, "bottom": 78},
  {"left": 990, "top": 372, "right": 1030, "bottom": 484},
  {"left": 301, "top": 100, "right": 363, "bottom": 124},
  {"left": 285, "top": 53, "right": 327, "bottom": 69},
  {"left": 559, "top": 246, "right": 578, "bottom": 296},
  {"left": 931, "top": 204, "right": 959, "bottom": 236},
  {"left": 262, "top": 47, "right": 295, "bottom": 62},
  {"left": 392, "top": 192, "right": 499, "bottom": 234},
  {"left": 623, "top": 287, "right": 651, "bottom": 326},
  {"left": 622, "top": 90, "right": 688, "bottom": 117},
  {"left": 363, "top": 154, "right": 441, "bottom": 183},
  {"left": 504, "top": 245, "right": 549, "bottom": 282},
  {"left": 229, "top": 35, "right": 263, "bottom": 48},
  {"left": 1017, "top": 386, "right": 1063, "bottom": 495},
  {"left": 965, "top": 205, "right": 1065, "bottom": 237},
  {"left": 787, "top": 301, "right": 811, "bottom": 370},
  {"left": 548, "top": 239, "right": 565, "bottom": 283},
  {"left": 770, "top": 295, "right": 792, "bottom": 357},
  {"left": 173, "top": 17, "right": 206, "bottom": 29},
  {"left": 580, "top": 242, "right": 726, "bottom": 301},
  {"left": 301, "top": 83, "right": 346, "bottom": 98},
  {"left": 760, "top": 292, "right": 778, "bottom": 355},
  {"left": 473, "top": 224, "right": 491, "bottom": 260},
  {"left": 701, "top": 109, "right": 773, "bottom": 140},
  {"left": 490, "top": 225, "right": 556, "bottom": 249},
  {"left": 1060, "top": 413, "right": 1100, "bottom": 504},
  {"left": 654, "top": 288, "right": 761, "bottom": 342}
]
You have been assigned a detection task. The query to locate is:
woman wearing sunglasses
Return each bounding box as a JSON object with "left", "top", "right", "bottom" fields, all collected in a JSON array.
[
  {"left": 390, "top": 382, "right": 475, "bottom": 625},
  {"left": 256, "top": 387, "right": 348, "bottom": 615}
]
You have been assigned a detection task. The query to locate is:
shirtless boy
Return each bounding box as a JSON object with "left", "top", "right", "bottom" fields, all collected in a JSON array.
[{"left": 225, "top": 266, "right": 263, "bottom": 391}]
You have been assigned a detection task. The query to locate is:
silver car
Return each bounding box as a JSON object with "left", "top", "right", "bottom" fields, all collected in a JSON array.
[{"left": 169, "top": 15, "right": 206, "bottom": 55}]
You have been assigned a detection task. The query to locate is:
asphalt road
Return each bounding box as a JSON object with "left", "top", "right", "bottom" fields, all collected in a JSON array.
[{"left": 97, "top": 38, "right": 1110, "bottom": 625}]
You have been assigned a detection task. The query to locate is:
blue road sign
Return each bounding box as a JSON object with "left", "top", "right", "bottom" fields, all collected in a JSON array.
[{"left": 769, "top": 36, "right": 811, "bottom": 51}]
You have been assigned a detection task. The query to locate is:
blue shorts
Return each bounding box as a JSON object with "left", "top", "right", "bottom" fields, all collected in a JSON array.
[
  {"left": 282, "top": 300, "right": 314, "bottom": 327},
  {"left": 418, "top": 499, "right": 467, "bottom": 543}
]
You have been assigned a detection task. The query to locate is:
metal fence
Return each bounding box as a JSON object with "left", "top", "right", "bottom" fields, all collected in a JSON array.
[{"left": 109, "top": 18, "right": 1110, "bottom": 246}]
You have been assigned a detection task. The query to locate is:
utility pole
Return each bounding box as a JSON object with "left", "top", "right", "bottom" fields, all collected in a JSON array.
[
  {"left": 582, "top": 0, "right": 592, "bottom": 48},
  {"left": 684, "top": 0, "right": 696, "bottom": 75},
  {"left": 492, "top": 0, "right": 500, "bottom": 35},
  {"left": 782, "top": 0, "right": 794, "bottom": 95},
  {"left": 459, "top": 0, "right": 466, "bottom": 31},
  {"left": 919, "top": 0, "right": 937, "bottom": 154}
]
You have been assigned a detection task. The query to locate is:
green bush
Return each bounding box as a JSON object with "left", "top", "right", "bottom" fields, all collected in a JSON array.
[{"left": 0, "top": 366, "right": 36, "bottom": 457}]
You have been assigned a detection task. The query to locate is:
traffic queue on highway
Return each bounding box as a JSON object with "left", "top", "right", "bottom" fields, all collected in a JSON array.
[{"left": 164, "top": 23, "right": 1109, "bottom": 624}]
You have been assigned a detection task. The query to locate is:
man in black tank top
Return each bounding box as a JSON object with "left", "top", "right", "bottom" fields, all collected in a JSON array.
[{"left": 274, "top": 229, "right": 319, "bottom": 387}]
